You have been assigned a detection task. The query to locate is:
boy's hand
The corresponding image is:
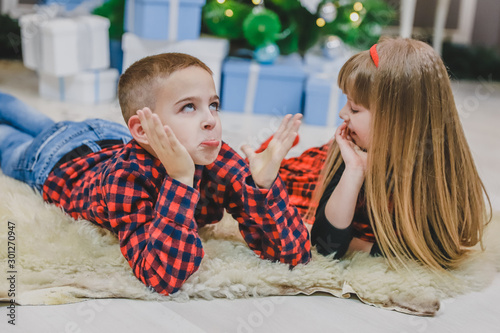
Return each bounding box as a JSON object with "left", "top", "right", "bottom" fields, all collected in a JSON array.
[
  {"left": 335, "top": 122, "right": 367, "bottom": 175},
  {"left": 137, "top": 108, "right": 195, "bottom": 187},
  {"left": 241, "top": 114, "right": 302, "bottom": 189}
]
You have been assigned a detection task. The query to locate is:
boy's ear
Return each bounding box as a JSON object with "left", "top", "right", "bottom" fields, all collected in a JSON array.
[{"left": 128, "top": 115, "right": 150, "bottom": 146}]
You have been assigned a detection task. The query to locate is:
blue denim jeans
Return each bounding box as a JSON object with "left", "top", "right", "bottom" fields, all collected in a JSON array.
[{"left": 0, "top": 92, "right": 132, "bottom": 192}]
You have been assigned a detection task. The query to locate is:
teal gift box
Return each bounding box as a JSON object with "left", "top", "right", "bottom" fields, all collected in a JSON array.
[{"left": 220, "top": 55, "right": 306, "bottom": 115}]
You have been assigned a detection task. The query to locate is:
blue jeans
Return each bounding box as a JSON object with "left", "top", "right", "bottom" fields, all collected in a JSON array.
[{"left": 0, "top": 92, "right": 132, "bottom": 192}]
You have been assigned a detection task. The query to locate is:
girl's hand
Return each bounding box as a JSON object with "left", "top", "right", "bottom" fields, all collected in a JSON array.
[
  {"left": 241, "top": 114, "right": 302, "bottom": 189},
  {"left": 335, "top": 122, "right": 367, "bottom": 174},
  {"left": 137, "top": 108, "right": 195, "bottom": 187}
]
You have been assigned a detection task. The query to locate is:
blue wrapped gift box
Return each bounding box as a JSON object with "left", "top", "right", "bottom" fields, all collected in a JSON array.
[
  {"left": 221, "top": 56, "right": 306, "bottom": 115},
  {"left": 303, "top": 73, "right": 347, "bottom": 126},
  {"left": 41, "top": 0, "right": 89, "bottom": 10},
  {"left": 124, "top": 0, "right": 205, "bottom": 41}
]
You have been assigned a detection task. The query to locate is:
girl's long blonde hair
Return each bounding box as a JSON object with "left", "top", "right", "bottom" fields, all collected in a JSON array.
[{"left": 309, "top": 38, "right": 491, "bottom": 271}]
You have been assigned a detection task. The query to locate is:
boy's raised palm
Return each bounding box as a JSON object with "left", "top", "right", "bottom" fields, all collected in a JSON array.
[
  {"left": 241, "top": 114, "right": 302, "bottom": 189},
  {"left": 137, "top": 108, "right": 195, "bottom": 187}
]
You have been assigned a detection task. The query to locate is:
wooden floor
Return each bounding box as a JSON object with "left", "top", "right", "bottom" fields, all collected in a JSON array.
[{"left": 1, "top": 61, "right": 500, "bottom": 332}]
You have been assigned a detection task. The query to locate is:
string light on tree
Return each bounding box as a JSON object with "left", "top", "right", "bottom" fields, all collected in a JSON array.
[
  {"left": 318, "top": 1, "right": 338, "bottom": 23},
  {"left": 203, "top": 0, "right": 253, "bottom": 39},
  {"left": 316, "top": 18, "right": 326, "bottom": 27}
]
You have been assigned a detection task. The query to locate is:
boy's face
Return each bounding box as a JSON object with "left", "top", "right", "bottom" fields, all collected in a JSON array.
[{"left": 154, "top": 66, "right": 222, "bottom": 165}]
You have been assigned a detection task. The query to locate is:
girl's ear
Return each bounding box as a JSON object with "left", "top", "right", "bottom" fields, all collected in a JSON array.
[{"left": 128, "top": 115, "right": 149, "bottom": 146}]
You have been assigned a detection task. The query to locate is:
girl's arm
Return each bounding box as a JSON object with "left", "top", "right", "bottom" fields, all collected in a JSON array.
[
  {"left": 324, "top": 168, "right": 364, "bottom": 229},
  {"left": 324, "top": 123, "right": 367, "bottom": 229}
]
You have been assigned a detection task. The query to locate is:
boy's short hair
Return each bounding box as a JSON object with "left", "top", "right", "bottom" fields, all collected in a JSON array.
[{"left": 118, "top": 53, "right": 213, "bottom": 123}]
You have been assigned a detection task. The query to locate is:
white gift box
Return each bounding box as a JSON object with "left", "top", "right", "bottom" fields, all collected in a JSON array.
[
  {"left": 121, "top": 32, "right": 229, "bottom": 94},
  {"left": 38, "top": 68, "right": 119, "bottom": 105},
  {"left": 20, "top": 14, "right": 110, "bottom": 77}
]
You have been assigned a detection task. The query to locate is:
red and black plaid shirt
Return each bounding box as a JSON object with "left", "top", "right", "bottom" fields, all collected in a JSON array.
[
  {"left": 43, "top": 140, "right": 310, "bottom": 295},
  {"left": 278, "top": 144, "right": 329, "bottom": 223}
]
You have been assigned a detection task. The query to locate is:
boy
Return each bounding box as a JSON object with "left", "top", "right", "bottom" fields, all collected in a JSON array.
[{"left": 0, "top": 53, "right": 310, "bottom": 295}]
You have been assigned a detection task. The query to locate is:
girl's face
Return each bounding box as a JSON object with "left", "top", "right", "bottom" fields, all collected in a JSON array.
[{"left": 339, "top": 97, "right": 372, "bottom": 151}]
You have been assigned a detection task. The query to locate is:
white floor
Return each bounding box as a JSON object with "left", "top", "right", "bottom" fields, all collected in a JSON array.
[{"left": 1, "top": 60, "right": 500, "bottom": 332}]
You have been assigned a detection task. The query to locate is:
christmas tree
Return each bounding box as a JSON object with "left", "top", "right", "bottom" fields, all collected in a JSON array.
[
  {"left": 0, "top": 14, "right": 22, "bottom": 60},
  {"left": 202, "top": 0, "right": 396, "bottom": 62},
  {"left": 92, "top": 0, "right": 125, "bottom": 41}
]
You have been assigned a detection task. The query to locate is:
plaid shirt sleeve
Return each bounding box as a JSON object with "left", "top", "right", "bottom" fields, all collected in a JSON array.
[
  {"left": 104, "top": 168, "right": 203, "bottom": 296},
  {"left": 213, "top": 144, "right": 311, "bottom": 266},
  {"left": 233, "top": 175, "right": 311, "bottom": 266},
  {"left": 278, "top": 144, "right": 330, "bottom": 224}
]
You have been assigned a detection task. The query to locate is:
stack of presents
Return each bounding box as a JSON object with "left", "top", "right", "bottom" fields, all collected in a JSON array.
[{"left": 20, "top": 0, "right": 347, "bottom": 126}]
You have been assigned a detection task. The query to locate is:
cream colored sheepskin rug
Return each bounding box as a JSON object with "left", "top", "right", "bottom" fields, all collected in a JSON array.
[{"left": 1, "top": 173, "right": 499, "bottom": 316}]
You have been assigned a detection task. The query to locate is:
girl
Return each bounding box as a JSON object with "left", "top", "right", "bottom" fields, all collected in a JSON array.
[{"left": 280, "top": 37, "right": 492, "bottom": 271}]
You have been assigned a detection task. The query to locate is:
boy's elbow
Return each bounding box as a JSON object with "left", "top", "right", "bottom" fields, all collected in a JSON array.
[
  {"left": 290, "top": 253, "right": 311, "bottom": 267},
  {"left": 139, "top": 245, "right": 204, "bottom": 296},
  {"left": 281, "top": 244, "right": 311, "bottom": 267},
  {"left": 144, "top": 261, "right": 201, "bottom": 296}
]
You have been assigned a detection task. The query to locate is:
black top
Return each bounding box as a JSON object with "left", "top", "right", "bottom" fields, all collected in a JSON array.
[{"left": 311, "top": 163, "right": 382, "bottom": 259}]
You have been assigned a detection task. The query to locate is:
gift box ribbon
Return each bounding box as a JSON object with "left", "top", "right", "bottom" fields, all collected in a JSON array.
[
  {"left": 244, "top": 61, "right": 261, "bottom": 114},
  {"left": 77, "top": 20, "right": 95, "bottom": 72},
  {"left": 313, "top": 72, "right": 344, "bottom": 127}
]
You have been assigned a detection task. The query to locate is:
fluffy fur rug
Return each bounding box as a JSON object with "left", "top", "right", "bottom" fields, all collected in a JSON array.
[{"left": 1, "top": 173, "right": 499, "bottom": 316}]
